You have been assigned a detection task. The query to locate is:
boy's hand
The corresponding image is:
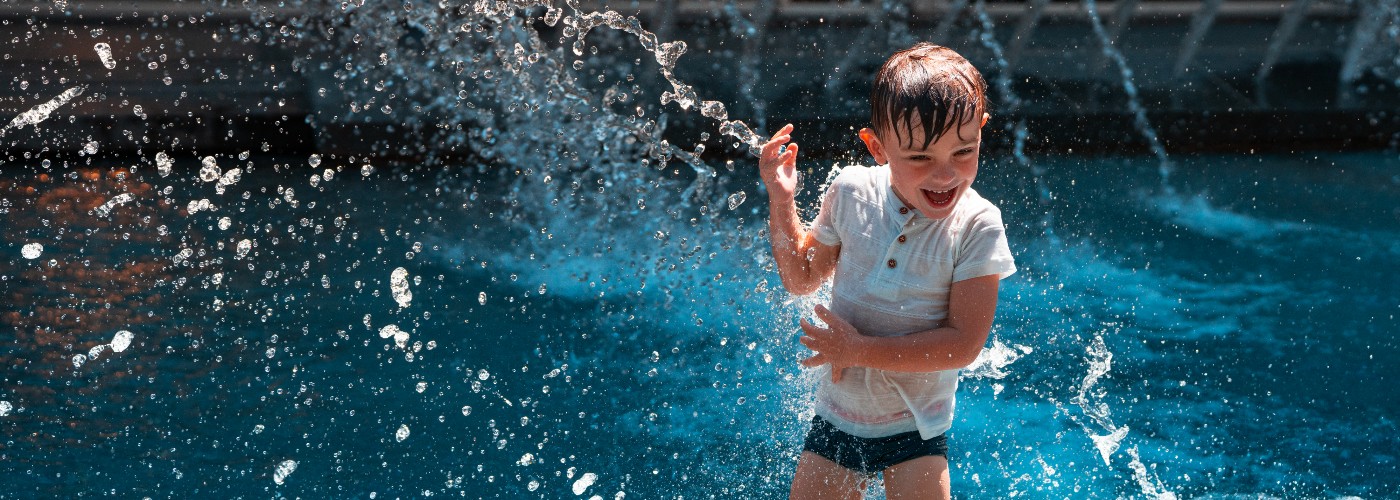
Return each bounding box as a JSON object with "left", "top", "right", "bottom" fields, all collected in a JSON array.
[
  {"left": 759, "top": 123, "right": 800, "bottom": 200},
  {"left": 798, "top": 304, "right": 866, "bottom": 383}
]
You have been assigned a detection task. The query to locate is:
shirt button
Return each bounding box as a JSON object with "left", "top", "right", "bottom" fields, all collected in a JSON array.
[
  {"left": 887, "top": 259, "right": 897, "bottom": 268},
  {"left": 897, "top": 235, "right": 907, "bottom": 243},
  {"left": 898, "top": 207, "right": 909, "bottom": 215}
]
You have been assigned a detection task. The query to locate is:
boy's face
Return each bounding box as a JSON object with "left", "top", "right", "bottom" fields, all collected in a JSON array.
[{"left": 860, "top": 112, "right": 990, "bottom": 220}]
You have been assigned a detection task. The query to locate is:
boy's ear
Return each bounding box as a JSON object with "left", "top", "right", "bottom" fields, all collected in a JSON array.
[
  {"left": 980, "top": 112, "right": 990, "bottom": 128},
  {"left": 858, "top": 128, "right": 888, "bottom": 165}
]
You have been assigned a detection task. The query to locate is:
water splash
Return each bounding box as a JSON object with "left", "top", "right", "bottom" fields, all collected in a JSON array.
[
  {"left": 94, "top": 193, "right": 135, "bottom": 218},
  {"left": 1, "top": 86, "right": 87, "bottom": 137}
]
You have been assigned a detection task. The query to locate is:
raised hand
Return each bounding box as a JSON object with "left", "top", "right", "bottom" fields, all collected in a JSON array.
[
  {"left": 799, "top": 304, "right": 866, "bottom": 383},
  {"left": 759, "top": 123, "right": 800, "bottom": 200}
]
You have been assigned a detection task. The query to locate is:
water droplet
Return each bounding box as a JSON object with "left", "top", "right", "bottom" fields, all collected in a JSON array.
[
  {"left": 94, "top": 193, "right": 134, "bottom": 217},
  {"left": 308, "top": 154, "right": 321, "bottom": 168},
  {"left": 477, "top": 292, "right": 486, "bottom": 305},
  {"left": 726, "top": 191, "right": 746, "bottom": 210},
  {"left": 155, "top": 152, "right": 173, "bottom": 177},
  {"left": 21, "top": 243, "right": 42, "bottom": 259},
  {"left": 93, "top": 43, "right": 116, "bottom": 69},
  {"left": 110, "top": 330, "right": 134, "bottom": 353},
  {"left": 235, "top": 239, "right": 252, "bottom": 259},
  {"left": 0, "top": 401, "right": 11, "bottom": 417},
  {"left": 361, "top": 164, "right": 374, "bottom": 177},
  {"left": 378, "top": 325, "right": 410, "bottom": 349},
  {"left": 415, "top": 381, "right": 427, "bottom": 393},
  {"left": 461, "top": 405, "right": 472, "bottom": 416},
  {"left": 572, "top": 472, "right": 598, "bottom": 495},
  {"left": 395, "top": 424, "right": 410, "bottom": 442},
  {"left": 390, "top": 267, "right": 412, "bottom": 308},
  {"left": 273, "top": 459, "right": 298, "bottom": 485},
  {"left": 199, "top": 156, "right": 221, "bottom": 182},
  {"left": 72, "top": 354, "right": 87, "bottom": 368}
]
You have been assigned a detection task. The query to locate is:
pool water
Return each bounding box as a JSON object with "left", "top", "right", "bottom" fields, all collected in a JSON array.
[{"left": 2, "top": 148, "right": 1396, "bottom": 498}]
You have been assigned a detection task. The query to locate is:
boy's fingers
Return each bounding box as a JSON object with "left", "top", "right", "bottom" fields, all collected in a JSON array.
[
  {"left": 831, "top": 367, "right": 843, "bottom": 383},
  {"left": 801, "top": 353, "right": 825, "bottom": 367},
  {"left": 813, "top": 304, "right": 835, "bottom": 323}
]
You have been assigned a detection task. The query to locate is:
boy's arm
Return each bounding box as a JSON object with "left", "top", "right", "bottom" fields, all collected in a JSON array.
[
  {"left": 760, "top": 124, "right": 840, "bottom": 296},
  {"left": 799, "top": 274, "right": 1000, "bottom": 382}
]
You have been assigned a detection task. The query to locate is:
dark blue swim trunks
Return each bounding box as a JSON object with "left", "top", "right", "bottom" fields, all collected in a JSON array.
[{"left": 802, "top": 415, "right": 949, "bottom": 475}]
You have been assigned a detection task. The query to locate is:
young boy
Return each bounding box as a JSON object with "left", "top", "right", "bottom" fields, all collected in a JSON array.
[{"left": 758, "top": 43, "right": 1016, "bottom": 499}]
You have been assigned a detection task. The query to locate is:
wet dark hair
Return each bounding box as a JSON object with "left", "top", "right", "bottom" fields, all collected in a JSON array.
[{"left": 870, "top": 43, "right": 988, "bottom": 150}]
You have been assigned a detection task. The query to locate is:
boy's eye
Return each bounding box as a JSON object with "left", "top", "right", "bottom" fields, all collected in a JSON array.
[
  {"left": 910, "top": 155, "right": 931, "bottom": 161},
  {"left": 955, "top": 148, "right": 975, "bottom": 156}
]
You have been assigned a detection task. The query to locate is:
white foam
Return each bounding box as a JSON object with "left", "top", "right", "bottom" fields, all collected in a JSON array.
[
  {"left": 1148, "top": 192, "right": 1307, "bottom": 243},
  {"left": 0, "top": 401, "right": 11, "bottom": 417}
]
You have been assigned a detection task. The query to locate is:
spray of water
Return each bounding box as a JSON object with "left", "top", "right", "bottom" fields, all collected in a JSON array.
[{"left": 1083, "top": 0, "right": 1173, "bottom": 189}]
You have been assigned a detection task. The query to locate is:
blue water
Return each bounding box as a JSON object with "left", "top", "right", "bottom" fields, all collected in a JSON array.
[
  {"left": 2, "top": 149, "right": 1396, "bottom": 498},
  {"left": 3, "top": 0, "right": 1400, "bottom": 497}
]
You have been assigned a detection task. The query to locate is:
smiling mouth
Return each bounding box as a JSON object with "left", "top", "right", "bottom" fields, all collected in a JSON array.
[{"left": 922, "top": 187, "right": 957, "bottom": 207}]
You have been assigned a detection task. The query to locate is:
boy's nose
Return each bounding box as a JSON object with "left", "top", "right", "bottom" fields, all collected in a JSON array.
[{"left": 926, "top": 165, "right": 957, "bottom": 184}]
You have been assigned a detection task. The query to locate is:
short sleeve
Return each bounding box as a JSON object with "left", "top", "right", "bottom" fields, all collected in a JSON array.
[
  {"left": 952, "top": 207, "right": 1016, "bottom": 282},
  {"left": 810, "top": 180, "right": 842, "bottom": 246}
]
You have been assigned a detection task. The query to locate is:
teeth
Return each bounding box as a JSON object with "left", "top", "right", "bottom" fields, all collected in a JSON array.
[{"left": 924, "top": 188, "right": 955, "bottom": 206}]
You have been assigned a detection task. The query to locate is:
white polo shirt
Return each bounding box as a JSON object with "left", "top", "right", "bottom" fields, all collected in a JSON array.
[{"left": 809, "top": 164, "right": 1016, "bottom": 439}]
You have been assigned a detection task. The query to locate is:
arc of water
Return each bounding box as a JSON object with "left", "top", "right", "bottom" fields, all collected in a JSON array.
[
  {"left": 883, "top": 0, "right": 917, "bottom": 50},
  {"left": 1003, "top": 0, "right": 1052, "bottom": 75},
  {"left": 1083, "top": 0, "right": 1172, "bottom": 188},
  {"left": 1339, "top": 0, "right": 1391, "bottom": 100},
  {"left": 728, "top": 0, "right": 777, "bottom": 135},
  {"left": 1256, "top": 0, "right": 1314, "bottom": 85},
  {"left": 824, "top": 7, "right": 883, "bottom": 112},
  {"left": 1, "top": 86, "right": 87, "bottom": 138},
  {"left": 973, "top": 0, "right": 1054, "bottom": 244},
  {"left": 1089, "top": 0, "right": 1139, "bottom": 86},
  {"left": 931, "top": 0, "right": 971, "bottom": 45},
  {"left": 1104, "top": 0, "right": 1138, "bottom": 44},
  {"left": 1171, "top": 0, "right": 1223, "bottom": 81}
]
